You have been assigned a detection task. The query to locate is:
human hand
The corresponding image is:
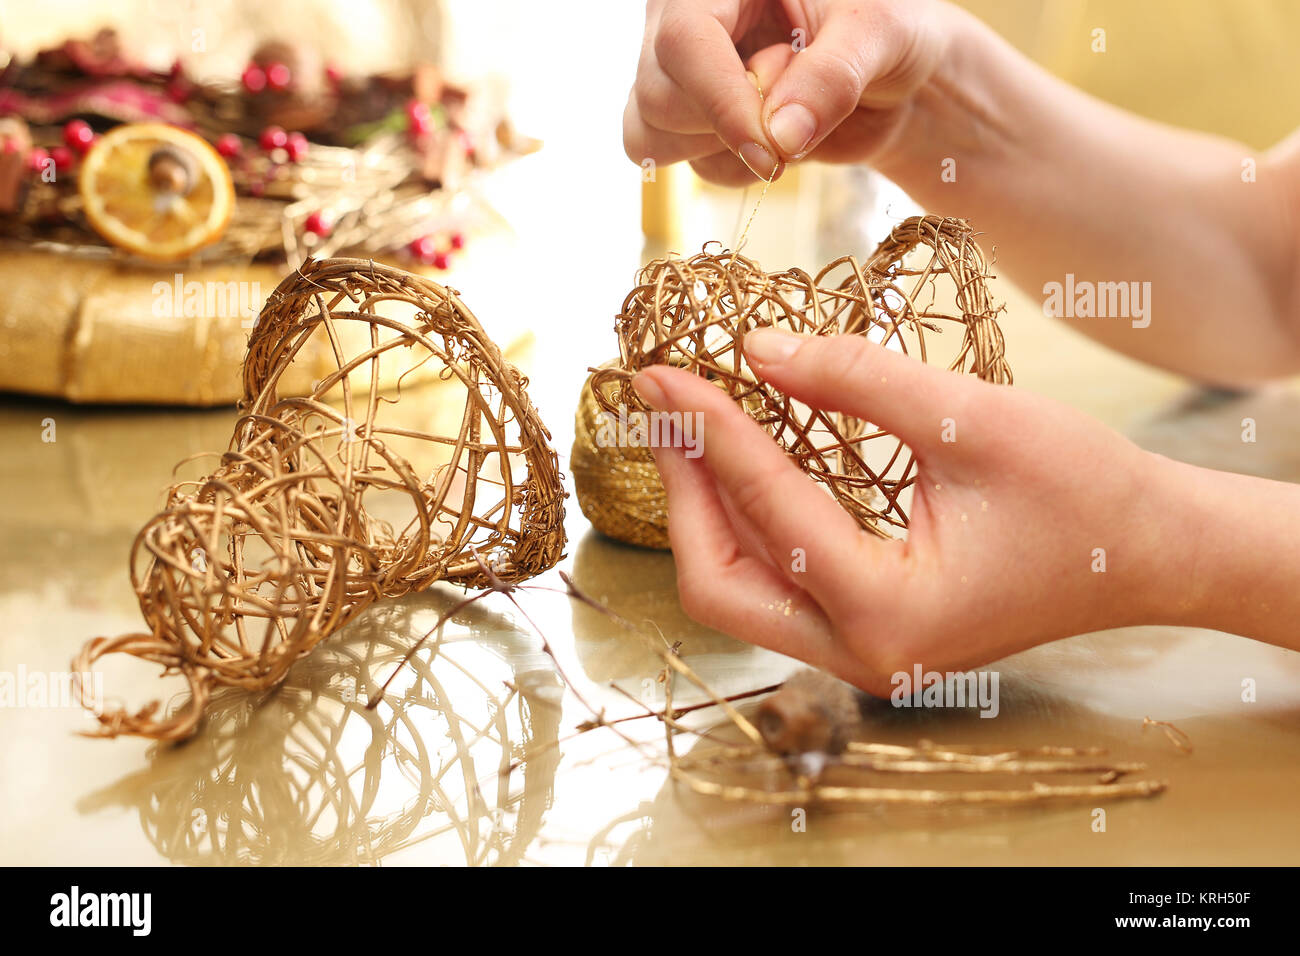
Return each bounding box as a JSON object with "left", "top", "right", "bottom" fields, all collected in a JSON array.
[
  {"left": 624, "top": 0, "right": 954, "bottom": 185},
  {"left": 631, "top": 328, "right": 1175, "bottom": 696}
]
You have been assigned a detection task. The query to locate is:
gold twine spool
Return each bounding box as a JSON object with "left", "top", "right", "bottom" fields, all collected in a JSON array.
[
  {"left": 572, "top": 363, "right": 768, "bottom": 550},
  {"left": 571, "top": 367, "right": 671, "bottom": 550}
]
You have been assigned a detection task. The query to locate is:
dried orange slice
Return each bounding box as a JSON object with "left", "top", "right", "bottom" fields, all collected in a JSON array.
[{"left": 78, "top": 123, "right": 235, "bottom": 262}]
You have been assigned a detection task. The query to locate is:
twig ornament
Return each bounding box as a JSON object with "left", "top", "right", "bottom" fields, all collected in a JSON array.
[
  {"left": 74, "top": 258, "right": 566, "bottom": 740},
  {"left": 576, "top": 214, "right": 1012, "bottom": 547}
]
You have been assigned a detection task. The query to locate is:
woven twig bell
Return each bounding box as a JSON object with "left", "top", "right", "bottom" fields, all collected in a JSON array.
[
  {"left": 76, "top": 258, "right": 566, "bottom": 740},
  {"left": 577, "top": 215, "right": 1012, "bottom": 547}
]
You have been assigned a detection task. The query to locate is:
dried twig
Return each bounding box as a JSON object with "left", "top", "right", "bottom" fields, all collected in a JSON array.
[
  {"left": 553, "top": 575, "right": 1167, "bottom": 809},
  {"left": 1143, "top": 716, "right": 1194, "bottom": 754}
]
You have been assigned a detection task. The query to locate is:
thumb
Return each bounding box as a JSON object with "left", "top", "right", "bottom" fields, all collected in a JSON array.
[
  {"left": 762, "top": 6, "right": 906, "bottom": 160},
  {"left": 742, "top": 327, "right": 985, "bottom": 452}
]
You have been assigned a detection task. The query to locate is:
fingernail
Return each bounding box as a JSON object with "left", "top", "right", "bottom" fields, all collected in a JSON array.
[
  {"left": 633, "top": 370, "right": 668, "bottom": 409},
  {"left": 744, "top": 327, "right": 803, "bottom": 365},
  {"left": 767, "top": 103, "right": 816, "bottom": 158},
  {"left": 737, "top": 141, "right": 777, "bottom": 181}
]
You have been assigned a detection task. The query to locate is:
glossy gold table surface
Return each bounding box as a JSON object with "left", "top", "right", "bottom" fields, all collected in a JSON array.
[{"left": 3, "top": 155, "right": 1299, "bottom": 866}]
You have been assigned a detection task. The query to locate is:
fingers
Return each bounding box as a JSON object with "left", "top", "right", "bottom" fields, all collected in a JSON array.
[
  {"left": 743, "top": 42, "right": 796, "bottom": 96},
  {"left": 631, "top": 0, "right": 943, "bottom": 177},
  {"left": 762, "top": 3, "right": 911, "bottom": 161},
  {"left": 631, "top": 65, "right": 714, "bottom": 135},
  {"left": 653, "top": 3, "right": 778, "bottom": 179},
  {"left": 651, "top": 442, "right": 846, "bottom": 669},
  {"left": 802, "top": 106, "right": 906, "bottom": 164},
  {"left": 624, "top": 68, "right": 788, "bottom": 178},
  {"left": 742, "top": 328, "right": 987, "bottom": 455},
  {"left": 689, "top": 149, "right": 760, "bottom": 187},
  {"left": 685, "top": 44, "right": 794, "bottom": 184},
  {"left": 623, "top": 94, "right": 721, "bottom": 167},
  {"left": 634, "top": 365, "right": 878, "bottom": 616}
]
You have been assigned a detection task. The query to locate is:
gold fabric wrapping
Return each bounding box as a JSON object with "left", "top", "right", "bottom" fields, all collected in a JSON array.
[
  {"left": 571, "top": 368, "right": 670, "bottom": 550},
  {"left": 0, "top": 244, "right": 521, "bottom": 406}
]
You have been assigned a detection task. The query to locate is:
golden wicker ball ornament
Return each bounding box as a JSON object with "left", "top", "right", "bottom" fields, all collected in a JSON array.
[
  {"left": 75, "top": 257, "right": 566, "bottom": 740},
  {"left": 576, "top": 215, "right": 1012, "bottom": 547}
]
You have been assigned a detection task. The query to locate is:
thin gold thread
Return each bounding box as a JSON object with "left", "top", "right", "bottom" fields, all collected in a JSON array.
[{"left": 733, "top": 81, "right": 778, "bottom": 257}]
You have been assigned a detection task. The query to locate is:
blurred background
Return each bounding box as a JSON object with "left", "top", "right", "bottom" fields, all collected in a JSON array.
[{"left": 4, "top": 0, "right": 1300, "bottom": 407}]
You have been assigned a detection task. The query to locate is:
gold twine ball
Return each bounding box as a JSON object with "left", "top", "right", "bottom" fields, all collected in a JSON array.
[{"left": 571, "top": 368, "right": 671, "bottom": 550}]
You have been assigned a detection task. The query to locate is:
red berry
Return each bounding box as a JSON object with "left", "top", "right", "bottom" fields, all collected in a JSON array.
[
  {"left": 303, "top": 211, "right": 332, "bottom": 236},
  {"left": 405, "top": 99, "right": 434, "bottom": 137},
  {"left": 259, "top": 126, "right": 288, "bottom": 152},
  {"left": 449, "top": 231, "right": 464, "bottom": 250},
  {"left": 242, "top": 63, "right": 267, "bottom": 93},
  {"left": 50, "top": 146, "right": 75, "bottom": 171},
  {"left": 216, "top": 133, "right": 243, "bottom": 158},
  {"left": 284, "top": 132, "right": 309, "bottom": 162},
  {"left": 266, "top": 61, "right": 292, "bottom": 92},
  {"left": 431, "top": 251, "right": 450, "bottom": 270},
  {"left": 169, "top": 58, "right": 184, "bottom": 79},
  {"left": 408, "top": 235, "right": 437, "bottom": 264},
  {"left": 26, "top": 147, "right": 49, "bottom": 172},
  {"left": 325, "top": 63, "right": 343, "bottom": 88},
  {"left": 167, "top": 80, "right": 191, "bottom": 104},
  {"left": 63, "top": 120, "right": 95, "bottom": 153}
]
